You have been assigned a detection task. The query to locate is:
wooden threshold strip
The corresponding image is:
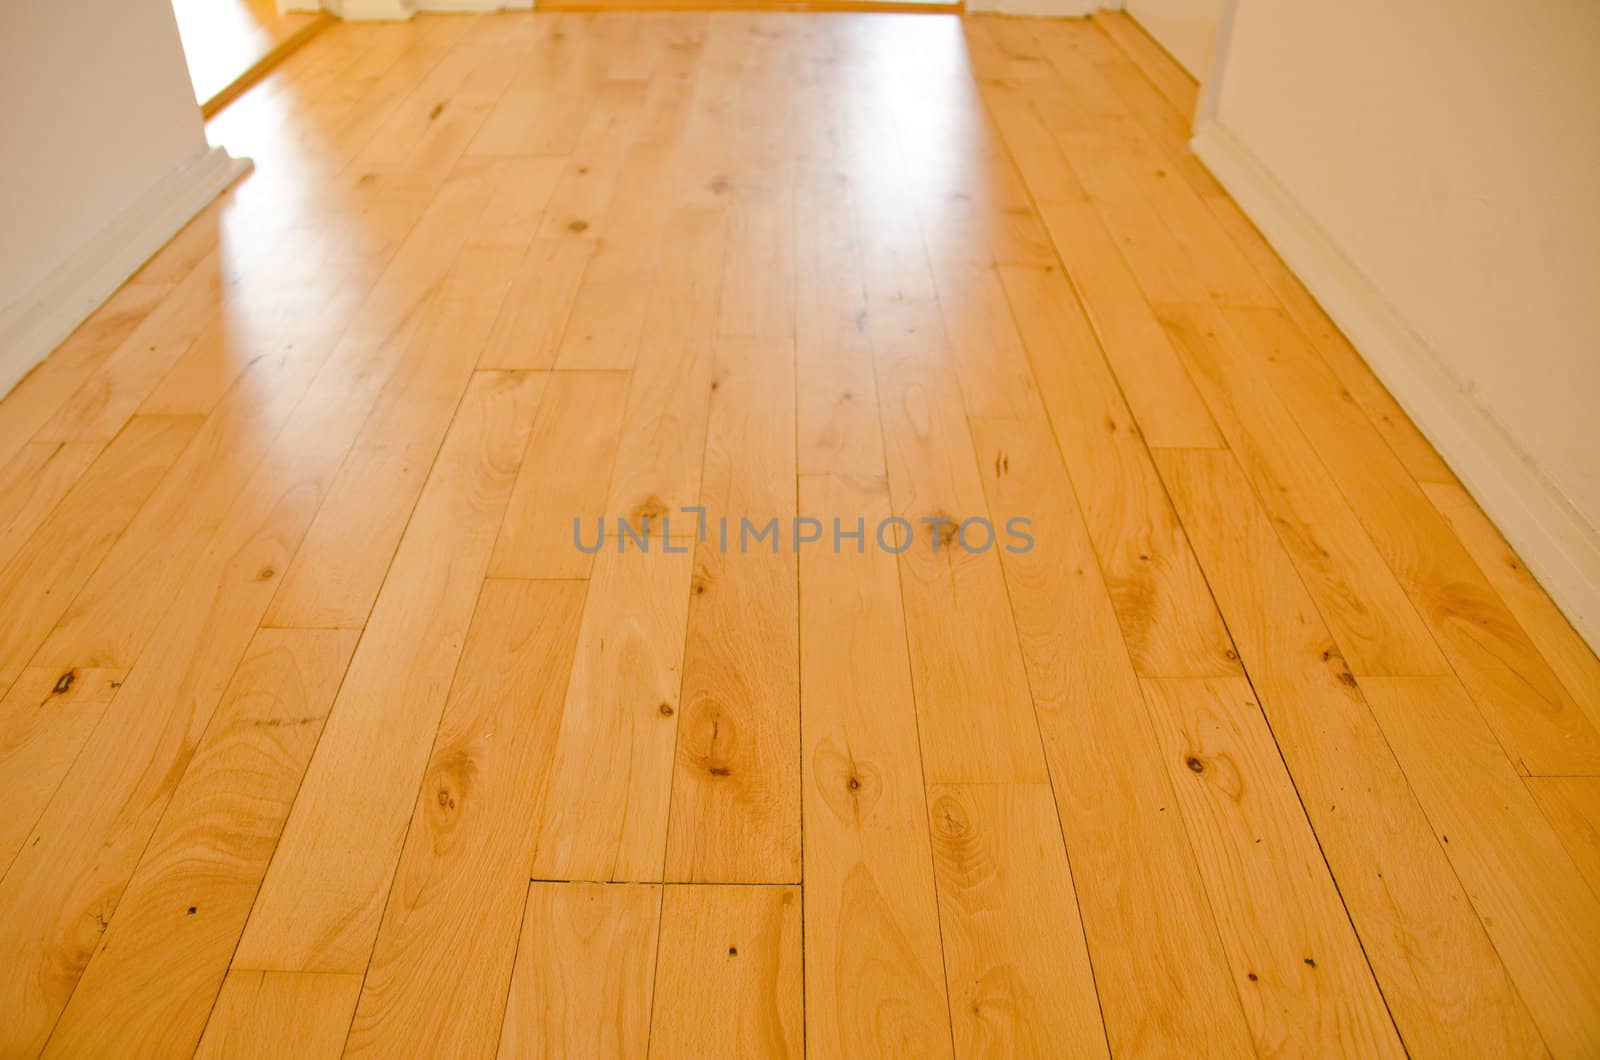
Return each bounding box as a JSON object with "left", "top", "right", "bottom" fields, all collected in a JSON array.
[{"left": 200, "top": 12, "right": 335, "bottom": 118}]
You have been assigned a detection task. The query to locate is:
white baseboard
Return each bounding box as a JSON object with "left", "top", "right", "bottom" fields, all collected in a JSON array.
[
  {"left": 334, "top": 0, "right": 415, "bottom": 19},
  {"left": 966, "top": 0, "right": 1098, "bottom": 13},
  {"left": 0, "top": 145, "right": 251, "bottom": 400},
  {"left": 325, "top": 0, "right": 527, "bottom": 15},
  {"left": 1191, "top": 120, "right": 1600, "bottom": 650}
]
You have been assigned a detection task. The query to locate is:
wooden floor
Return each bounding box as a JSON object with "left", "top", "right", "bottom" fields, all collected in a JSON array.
[
  {"left": 2, "top": 10, "right": 1599, "bottom": 1057},
  {"left": 172, "top": 0, "right": 328, "bottom": 114}
]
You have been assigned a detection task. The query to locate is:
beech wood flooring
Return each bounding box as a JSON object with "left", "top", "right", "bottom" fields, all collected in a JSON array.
[{"left": 2, "top": 10, "right": 1598, "bottom": 1057}]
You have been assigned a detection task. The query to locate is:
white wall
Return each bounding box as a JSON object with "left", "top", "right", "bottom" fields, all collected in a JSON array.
[
  {"left": 1126, "top": 0, "right": 1224, "bottom": 78},
  {"left": 0, "top": 0, "right": 245, "bottom": 395},
  {"left": 1193, "top": 0, "right": 1600, "bottom": 644}
]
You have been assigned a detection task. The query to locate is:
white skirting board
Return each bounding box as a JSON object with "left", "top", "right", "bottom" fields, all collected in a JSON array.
[
  {"left": 965, "top": 0, "right": 1099, "bottom": 14},
  {"left": 0, "top": 145, "right": 252, "bottom": 400},
  {"left": 312, "top": 0, "right": 531, "bottom": 17},
  {"left": 1192, "top": 119, "right": 1600, "bottom": 650},
  {"left": 966, "top": 0, "right": 1124, "bottom": 13}
]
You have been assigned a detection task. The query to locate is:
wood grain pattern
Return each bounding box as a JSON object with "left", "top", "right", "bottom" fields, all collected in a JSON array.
[
  {"left": 194, "top": 969, "right": 362, "bottom": 1060},
  {"left": 0, "top": 667, "right": 125, "bottom": 874},
  {"left": 665, "top": 338, "right": 801, "bottom": 883},
  {"left": 264, "top": 244, "right": 522, "bottom": 628},
  {"left": 1362, "top": 676, "right": 1600, "bottom": 1058},
  {"left": 488, "top": 369, "right": 631, "bottom": 581},
  {"left": 1155, "top": 447, "right": 1546, "bottom": 1057},
  {"left": 44, "top": 629, "right": 358, "bottom": 1059},
  {"left": 649, "top": 884, "right": 803, "bottom": 1058},
  {"left": 997, "top": 264, "right": 1240, "bottom": 679},
  {"left": 531, "top": 545, "right": 694, "bottom": 883},
  {"left": 1155, "top": 301, "right": 1447, "bottom": 678},
  {"left": 236, "top": 371, "right": 543, "bottom": 972},
  {"left": 1139, "top": 676, "right": 1403, "bottom": 1057},
  {"left": 969, "top": 414, "right": 1254, "bottom": 1057},
  {"left": 498, "top": 882, "right": 662, "bottom": 1059},
  {"left": 0, "top": 415, "right": 201, "bottom": 687},
  {"left": 799, "top": 472, "right": 952, "bottom": 1059},
  {"left": 1527, "top": 777, "right": 1600, "bottom": 903},
  {"left": 1, "top": 13, "right": 1596, "bottom": 1056},
  {"left": 927, "top": 783, "right": 1109, "bottom": 1058},
  {"left": 346, "top": 580, "right": 586, "bottom": 1057},
  {"left": 868, "top": 300, "right": 1048, "bottom": 784},
  {"left": 1423, "top": 480, "right": 1600, "bottom": 731}
]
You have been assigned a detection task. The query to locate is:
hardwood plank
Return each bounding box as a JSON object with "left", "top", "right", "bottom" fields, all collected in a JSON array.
[
  {"left": 1362, "top": 675, "right": 1600, "bottom": 1058},
  {"left": 0, "top": 282, "right": 173, "bottom": 472},
  {"left": 1155, "top": 300, "right": 1447, "bottom": 677},
  {"left": 0, "top": 668, "right": 125, "bottom": 874},
  {"left": 1027, "top": 197, "right": 1221, "bottom": 448},
  {"left": 1423, "top": 480, "right": 1600, "bottom": 731},
  {"left": 33, "top": 255, "right": 223, "bottom": 444},
  {"left": 717, "top": 182, "right": 796, "bottom": 340},
  {"left": 603, "top": 205, "right": 725, "bottom": 537},
  {"left": 1196, "top": 194, "right": 1459, "bottom": 484},
  {"left": 1527, "top": 777, "right": 1600, "bottom": 902},
  {"left": 1154, "top": 446, "right": 1547, "bottom": 1057},
  {"left": 134, "top": 230, "right": 364, "bottom": 419},
  {"left": 997, "top": 264, "right": 1240, "bottom": 678},
  {"left": 793, "top": 176, "right": 879, "bottom": 478},
  {"left": 0, "top": 441, "right": 103, "bottom": 575},
  {"left": 648, "top": 884, "right": 803, "bottom": 1058},
  {"left": 489, "top": 369, "right": 631, "bottom": 581},
  {"left": 265, "top": 244, "right": 522, "bottom": 628},
  {"left": 346, "top": 580, "right": 586, "bottom": 1057},
  {"left": 1218, "top": 304, "right": 1600, "bottom": 772},
  {"left": 535, "top": 79, "right": 652, "bottom": 241},
  {"left": 194, "top": 969, "right": 361, "bottom": 1060},
  {"left": 552, "top": 257, "right": 656, "bottom": 370},
  {"left": 1139, "top": 676, "right": 1403, "bottom": 1056},
  {"left": 44, "top": 629, "right": 358, "bottom": 1059},
  {"left": 0, "top": 283, "right": 478, "bottom": 1055},
  {"left": 971, "top": 77, "right": 1089, "bottom": 206},
  {"left": 33, "top": 160, "right": 498, "bottom": 673},
  {"left": 868, "top": 300, "right": 1048, "bottom": 783},
  {"left": 927, "top": 258, "right": 1039, "bottom": 420},
  {"left": 0, "top": 415, "right": 201, "bottom": 688},
  {"left": 1091, "top": 11, "right": 1198, "bottom": 119},
  {"left": 479, "top": 237, "right": 596, "bottom": 370},
  {"left": 798, "top": 472, "right": 952, "bottom": 1059},
  {"left": 665, "top": 337, "right": 801, "bottom": 883},
  {"left": 530, "top": 543, "right": 693, "bottom": 882},
  {"left": 968, "top": 414, "right": 1254, "bottom": 1056},
  {"left": 467, "top": 156, "right": 567, "bottom": 249},
  {"left": 498, "top": 882, "right": 662, "bottom": 1059},
  {"left": 235, "top": 371, "right": 544, "bottom": 973},
  {"left": 927, "top": 783, "right": 1108, "bottom": 1058}
]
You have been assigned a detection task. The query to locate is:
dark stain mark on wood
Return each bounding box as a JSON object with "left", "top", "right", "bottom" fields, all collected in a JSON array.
[
  {"left": 428, "top": 101, "right": 447, "bottom": 121},
  {"left": 568, "top": 219, "right": 589, "bottom": 233}
]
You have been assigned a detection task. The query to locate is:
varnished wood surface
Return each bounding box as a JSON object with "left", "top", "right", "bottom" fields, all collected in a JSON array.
[{"left": 1, "top": 10, "right": 1597, "bottom": 1057}]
